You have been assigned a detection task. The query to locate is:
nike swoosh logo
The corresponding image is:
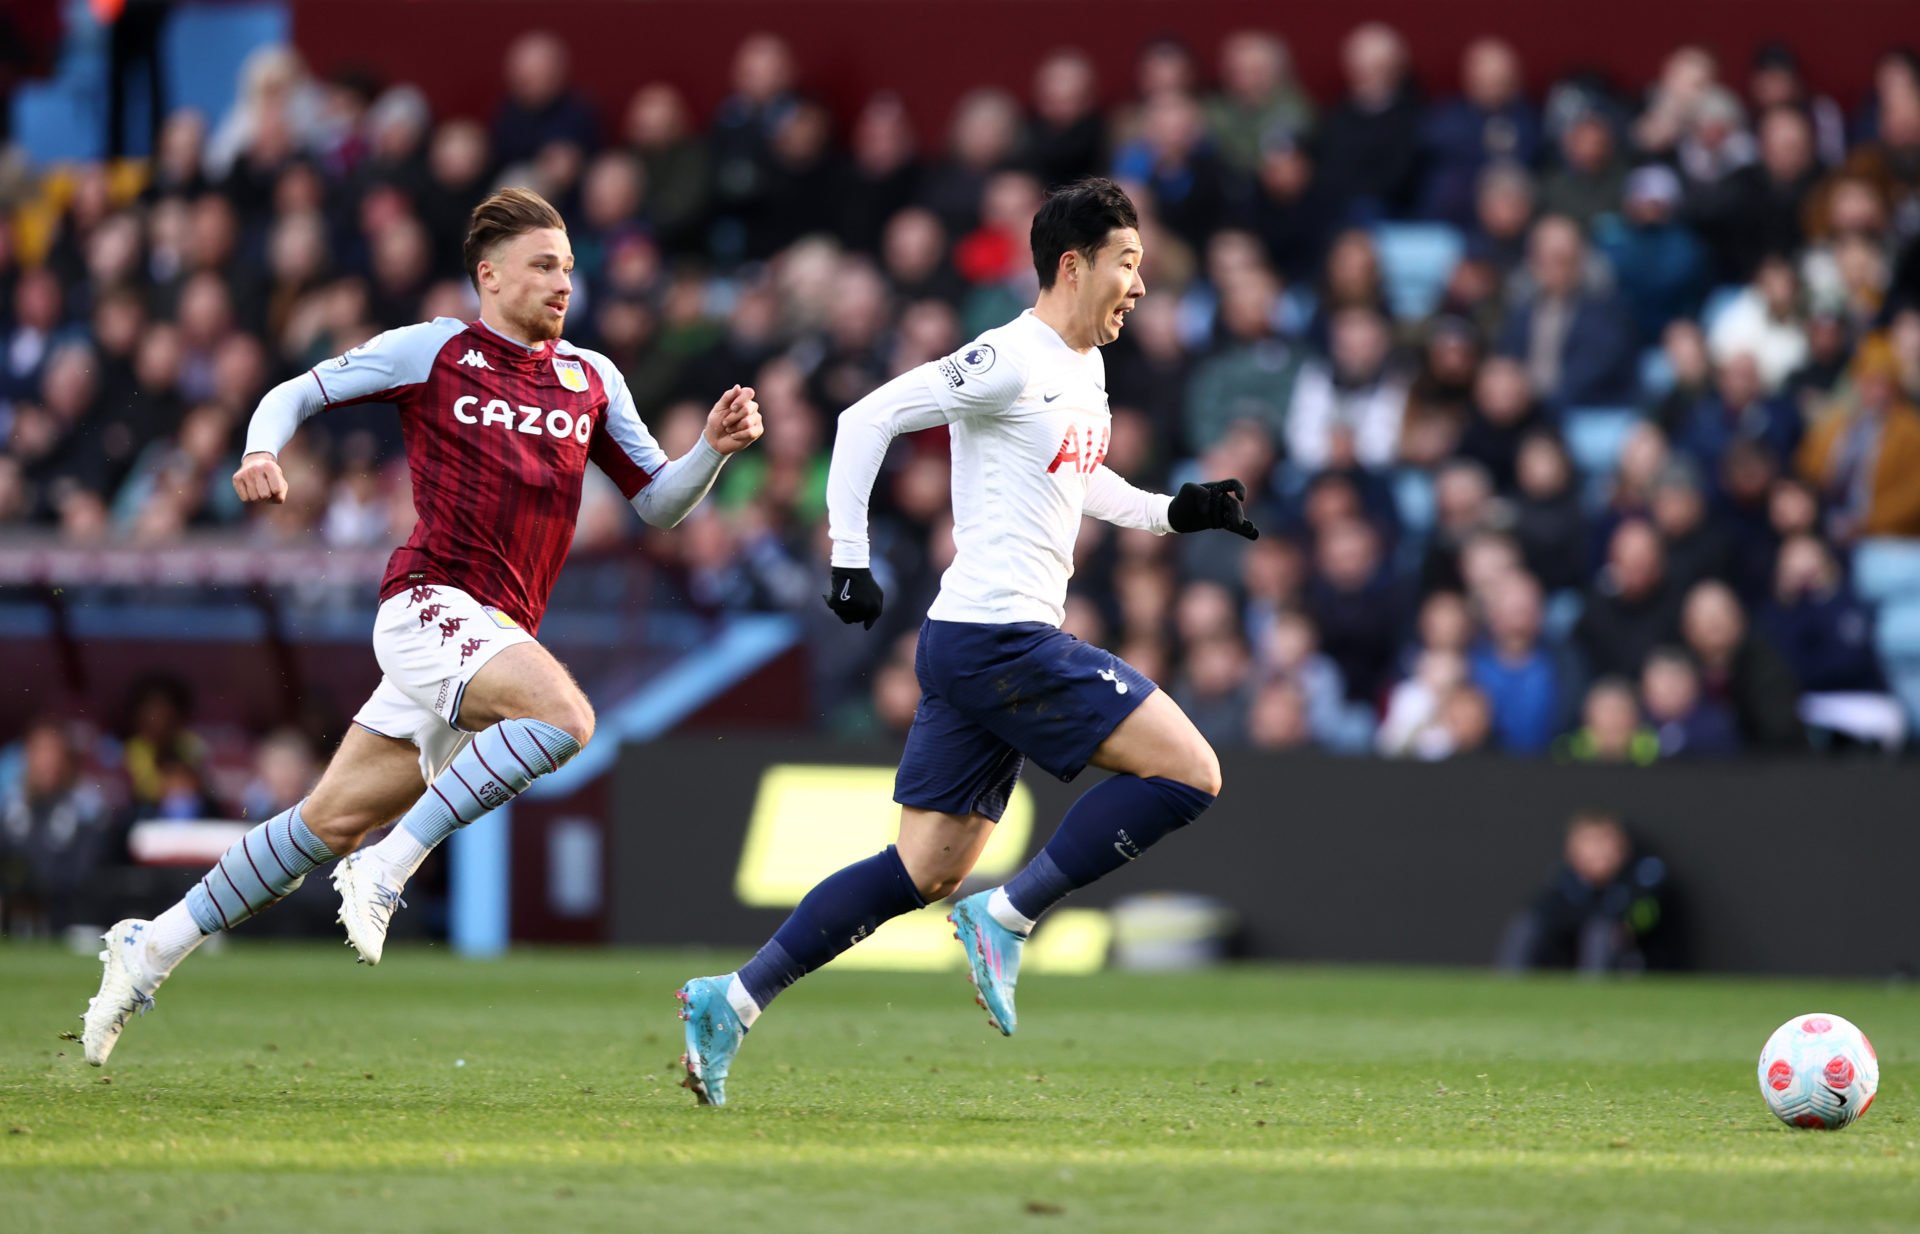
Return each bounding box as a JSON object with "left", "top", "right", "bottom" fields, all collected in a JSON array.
[
  {"left": 1043, "top": 392, "right": 1061, "bottom": 403},
  {"left": 838, "top": 580, "right": 851, "bottom": 601}
]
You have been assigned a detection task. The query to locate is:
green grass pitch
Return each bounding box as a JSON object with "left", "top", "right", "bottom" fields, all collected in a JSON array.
[{"left": 3, "top": 944, "right": 1916, "bottom": 1233}]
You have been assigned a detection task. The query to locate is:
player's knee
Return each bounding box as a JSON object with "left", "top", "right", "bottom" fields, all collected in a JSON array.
[
  {"left": 542, "top": 694, "right": 595, "bottom": 749},
  {"left": 917, "top": 870, "right": 967, "bottom": 901},
  {"left": 1181, "top": 739, "right": 1223, "bottom": 799},
  {"left": 302, "top": 801, "right": 387, "bottom": 856}
]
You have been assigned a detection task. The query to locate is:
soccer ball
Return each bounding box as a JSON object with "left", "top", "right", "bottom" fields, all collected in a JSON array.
[{"left": 1757, "top": 1013, "right": 1879, "bottom": 1129}]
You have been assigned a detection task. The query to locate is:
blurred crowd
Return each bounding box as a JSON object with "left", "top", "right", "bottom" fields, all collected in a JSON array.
[{"left": 7, "top": 24, "right": 1920, "bottom": 762}]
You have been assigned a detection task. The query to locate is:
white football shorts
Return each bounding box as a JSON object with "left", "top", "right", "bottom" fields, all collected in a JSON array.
[{"left": 350, "top": 582, "right": 535, "bottom": 779}]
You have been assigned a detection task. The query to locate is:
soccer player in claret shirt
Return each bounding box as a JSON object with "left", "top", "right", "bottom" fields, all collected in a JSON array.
[
  {"left": 80, "top": 188, "right": 764, "bottom": 1065},
  {"left": 675, "top": 179, "right": 1258, "bottom": 1105}
]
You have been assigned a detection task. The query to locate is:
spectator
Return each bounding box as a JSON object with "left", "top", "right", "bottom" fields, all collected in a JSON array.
[
  {"left": 623, "top": 83, "right": 712, "bottom": 255},
  {"left": 1693, "top": 104, "right": 1825, "bottom": 281},
  {"left": 1285, "top": 306, "right": 1407, "bottom": 470},
  {"left": 1596, "top": 164, "right": 1711, "bottom": 340},
  {"left": 1183, "top": 269, "right": 1300, "bottom": 451},
  {"left": 708, "top": 33, "right": 802, "bottom": 261},
  {"left": 1646, "top": 319, "right": 1712, "bottom": 435},
  {"left": 1316, "top": 22, "right": 1424, "bottom": 221},
  {"left": 1497, "top": 214, "right": 1640, "bottom": 410},
  {"left": 0, "top": 719, "right": 119, "bottom": 934},
  {"left": 1027, "top": 50, "right": 1105, "bottom": 190},
  {"left": 1756, "top": 534, "right": 1885, "bottom": 693},
  {"left": 1650, "top": 458, "right": 1732, "bottom": 592},
  {"left": 1174, "top": 633, "right": 1254, "bottom": 746},
  {"left": 1420, "top": 38, "right": 1542, "bottom": 228},
  {"left": 1377, "top": 647, "right": 1467, "bottom": 757},
  {"left": 1497, "top": 810, "right": 1671, "bottom": 971},
  {"left": 1113, "top": 89, "right": 1232, "bottom": 251},
  {"left": 1305, "top": 517, "right": 1401, "bottom": 703},
  {"left": 1399, "top": 315, "right": 1481, "bottom": 467},
  {"left": 1556, "top": 678, "right": 1661, "bottom": 764},
  {"left": 1252, "top": 608, "right": 1374, "bottom": 751},
  {"left": 1745, "top": 42, "right": 1847, "bottom": 167},
  {"left": 1674, "top": 351, "right": 1800, "bottom": 483},
  {"left": 1457, "top": 355, "right": 1548, "bottom": 492},
  {"left": 1511, "top": 431, "right": 1588, "bottom": 593},
  {"left": 1419, "top": 458, "right": 1498, "bottom": 595},
  {"left": 1246, "top": 676, "right": 1314, "bottom": 750},
  {"left": 1707, "top": 254, "right": 1810, "bottom": 392},
  {"left": 1246, "top": 128, "right": 1338, "bottom": 285},
  {"left": 1464, "top": 162, "right": 1538, "bottom": 284},
  {"left": 1681, "top": 579, "right": 1804, "bottom": 748},
  {"left": 1641, "top": 645, "right": 1740, "bottom": 757},
  {"left": 1576, "top": 519, "right": 1683, "bottom": 678},
  {"left": 1205, "top": 32, "right": 1314, "bottom": 176},
  {"left": 1633, "top": 44, "right": 1720, "bottom": 159},
  {"left": 1433, "top": 681, "right": 1496, "bottom": 757},
  {"left": 922, "top": 88, "right": 1022, "bottom": 237},
  {"left": 1469, "top": 571, "right": 1577, "bottom": 754},
  {"left": 1797, "top": 333, "right": 1920, "bottom": 540},
  {"left": 1539, "top": 102, "right": 1627, "bottom": 229}
]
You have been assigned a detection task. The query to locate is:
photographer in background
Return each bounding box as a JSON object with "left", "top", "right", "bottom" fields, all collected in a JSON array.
[
  {"left": 0, "top": 718, "right": 122, "bottom": 936},
  {"left": 1496, "top": 808, "right": 1675, "bottom": 972}
]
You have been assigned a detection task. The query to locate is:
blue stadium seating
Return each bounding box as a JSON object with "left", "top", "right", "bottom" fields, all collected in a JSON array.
[
  {"left": 1371, "top": 223, "right": 1463, "bottom": 321},
  {"left": 1699, "top": 284, "right": 1744, "bottom": 335},
  {"left": 1564, "top": 407, "right": 1643, "bottom": 478},
  {"left": 11, "top": 0, "right": 286, "bottom": 165},
  {"left": 1851, "top": 539, "right": 1920, "bottom": 605},
  {"left": 1874, "top": 596, "right": 1920, "bottom": 726},
  {"left": 1639, "top": 347, "right": 1674, "bottom": 398},
  {"left": 1391, "top": 468, "right": 1436, "bottom": 536}
]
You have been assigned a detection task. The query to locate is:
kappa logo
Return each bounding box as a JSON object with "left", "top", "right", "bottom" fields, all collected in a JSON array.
[
  {"left": 417, "top": 603, "right": 446, "bottom": 628},
  {"left": 458, "top": 637, "right": 489, "bottom": 665},
  {"left": 458, "top": 350, "right": 491, "bottom": 369},
  {"left": 438, "top": 615, "right": 466, "bottom": 644},
  {"left": 407, "top": 585, "right": 440, "bottom": 606}
]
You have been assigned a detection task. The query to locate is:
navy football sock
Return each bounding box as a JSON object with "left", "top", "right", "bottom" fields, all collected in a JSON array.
[
  {"left": 1001, "top": 775, "right": 1215, "bottom": 924},
  {"left": 734, "top": 846, "right": 926, "bottom": 1012}
]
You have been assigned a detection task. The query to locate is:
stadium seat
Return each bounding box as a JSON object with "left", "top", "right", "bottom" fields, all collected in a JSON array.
[
  {"left": 1391, "top": 468, "right": 1436, "bottom": 536},
  {"left": 1564, "top": 407, "right": 1643, "bottom": 479},
  {"left": 1639, "top": 347, "right": 1674, "bottom": 398},
  {"left": 160, "top": 2, "right": 290, "bottom": 134},
  {"left": 1851, "top": 539, "right": 1920, "bottom": 604},
  {"left": 1699, "top": 284, "right": 1744, "bottom": 335},
  {"left": 1874, "top": 595, "right": 1920, "bottom": 659},
  {"left": 1371, "top": 223, "right": 1463, "bottom": 320}
]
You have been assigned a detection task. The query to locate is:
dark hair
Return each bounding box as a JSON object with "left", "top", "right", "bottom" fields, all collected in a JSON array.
[
  {"left": 1030, "top": 178, "right": 1138, "bottom": 290},
  {"left": 464, "top": 186, "right": 567, "bottom": 290}
]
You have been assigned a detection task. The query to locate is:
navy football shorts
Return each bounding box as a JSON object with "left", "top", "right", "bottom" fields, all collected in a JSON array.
[{"left": 893, "top": 618, "right": 1157, "bottom": 821}]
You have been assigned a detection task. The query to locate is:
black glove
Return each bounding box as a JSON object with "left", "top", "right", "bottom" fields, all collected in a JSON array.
[
  {"left": 1168, "top": 479, "right": 1260, "bottom": 540},
  {"left": 824, "top": 565, "right": 885, "bottom": 629}
]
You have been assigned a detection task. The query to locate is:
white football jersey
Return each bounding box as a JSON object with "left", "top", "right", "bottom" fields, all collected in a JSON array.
[{"left": 827, "top": 309, "right": 1171, "bottom": 627}]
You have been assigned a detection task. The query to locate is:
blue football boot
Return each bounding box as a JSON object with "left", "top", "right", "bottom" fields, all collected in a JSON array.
[
  {"left": 948, "top": 891, "right": 1025, "bottom": 1036},
  {"left": 676, "top": 976, "right": 746, "bottom": 1106}
]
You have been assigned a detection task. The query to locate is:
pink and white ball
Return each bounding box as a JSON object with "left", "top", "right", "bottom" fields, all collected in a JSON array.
[{"left": 1758, "top": 1013, "right": 1880, "bottom": 1130}]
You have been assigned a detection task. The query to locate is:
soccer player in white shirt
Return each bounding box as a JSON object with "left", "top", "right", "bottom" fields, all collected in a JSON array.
[{"left": 676, "top": 180, "right": 1258, "bottom": 1104}]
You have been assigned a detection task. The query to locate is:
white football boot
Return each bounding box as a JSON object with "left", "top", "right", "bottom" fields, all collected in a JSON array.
[
  {"left": 331, "top": 852, "right": 407, "bottom": 965},
  {"left": 81, "top": 919, "right": 166, "bottom": 1066}
]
